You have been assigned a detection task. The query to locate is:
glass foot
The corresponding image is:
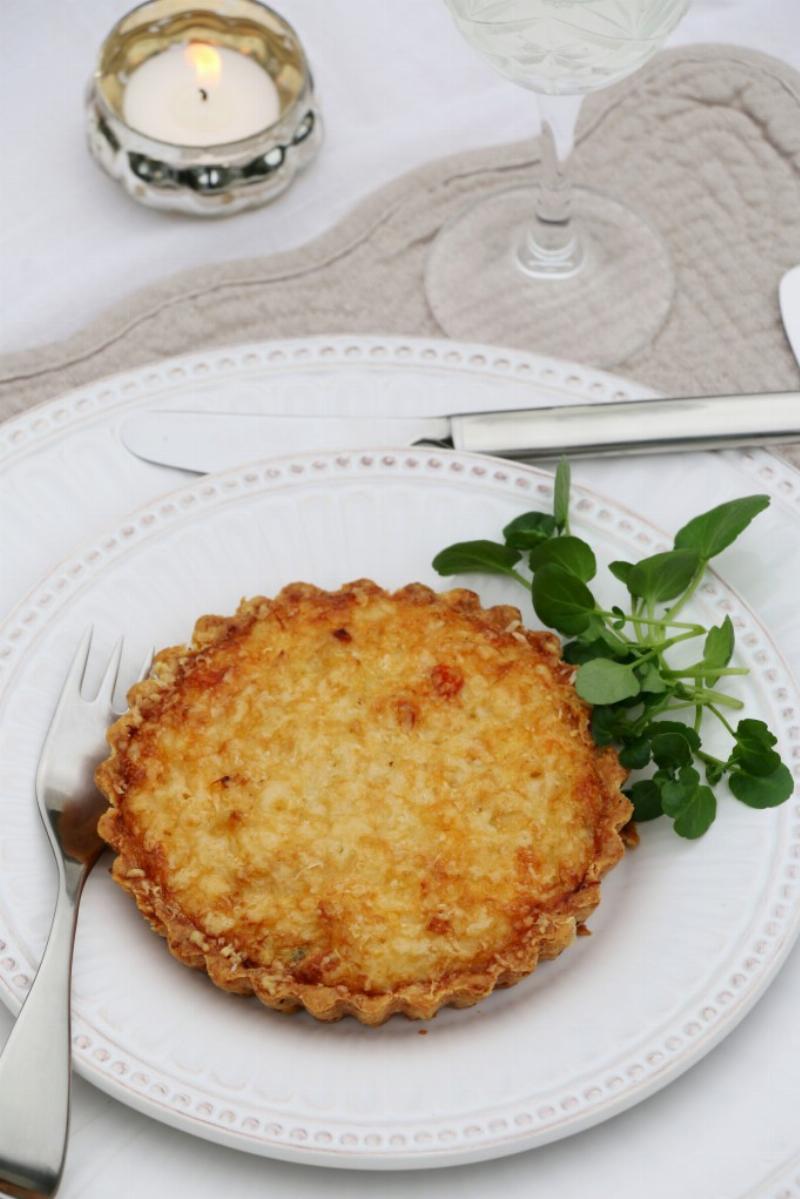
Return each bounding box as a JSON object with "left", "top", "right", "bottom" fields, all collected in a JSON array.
[{"left": 425, "top": 186, "right": 674, "bottom": 368}]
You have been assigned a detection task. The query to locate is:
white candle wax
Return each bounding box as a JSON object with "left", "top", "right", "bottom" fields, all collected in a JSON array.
[{"left": 122, "top": 42, "right": 281, "bottom": 146}]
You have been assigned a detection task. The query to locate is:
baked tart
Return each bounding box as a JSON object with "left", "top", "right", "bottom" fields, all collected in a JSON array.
[{"left": 96, "top": 580, "right": 630, "bottom": 1024}]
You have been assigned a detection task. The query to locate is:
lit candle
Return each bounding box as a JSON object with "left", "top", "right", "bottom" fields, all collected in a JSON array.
[
  {"left": 122, "top": 42, "right": 281, "bottom": 146},
  {"left": 88, "top": 0, "right": 322, "bottom": 214}
]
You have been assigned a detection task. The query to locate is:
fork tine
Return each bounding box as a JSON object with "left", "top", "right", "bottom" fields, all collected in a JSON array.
[
  {"left": 94, "top": 637, "right": 124, "bottom": 708},
  {"left": 137, "top": 647, "right": 155, "bottom": 683},
  {"left": 60, "top": 627, "right": 93, "bottom": 702},
  {"left": 111, "top": 646, "right": 155, "bottom": 716}
]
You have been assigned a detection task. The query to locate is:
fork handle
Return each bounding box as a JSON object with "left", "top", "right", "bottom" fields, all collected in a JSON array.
[{"left": 0, "top": 863, "right": 84, "bottom": 1199}]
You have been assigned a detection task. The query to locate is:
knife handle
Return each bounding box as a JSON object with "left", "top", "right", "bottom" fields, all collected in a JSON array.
[{"left": 450, "top": 392, "right": 800, "bottom": 460}]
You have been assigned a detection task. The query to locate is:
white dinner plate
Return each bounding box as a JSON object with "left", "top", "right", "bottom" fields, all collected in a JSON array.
[
  {"left": 1, "top": 451, "right": 800, "bottom": 1168},
  {"left": 0, "top": 337, "right": 799, "bottom": 1172}
]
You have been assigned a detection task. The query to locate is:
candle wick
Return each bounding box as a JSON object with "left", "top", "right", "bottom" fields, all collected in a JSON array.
[{"left": 199, "top": 87, "right": 208, "bottom": 101}]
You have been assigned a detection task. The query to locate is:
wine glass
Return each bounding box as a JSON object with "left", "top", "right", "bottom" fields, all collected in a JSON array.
[{"left": 426, "top": 0, "right": 690, "bottom": 366}]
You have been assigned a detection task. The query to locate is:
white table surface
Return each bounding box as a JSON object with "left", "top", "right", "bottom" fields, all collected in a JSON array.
[{"left": 3, "top": 3, "right": 800, "bottom": 1197}]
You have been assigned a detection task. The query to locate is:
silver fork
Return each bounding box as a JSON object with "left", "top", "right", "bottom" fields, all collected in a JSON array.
[{"left": 0, "top": 631, "right": 147, "bottom": 1199}]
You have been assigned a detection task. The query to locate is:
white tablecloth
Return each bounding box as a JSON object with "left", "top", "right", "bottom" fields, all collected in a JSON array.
[{"left": 2, "top": 3, "right": 800, "bottom": 1197}]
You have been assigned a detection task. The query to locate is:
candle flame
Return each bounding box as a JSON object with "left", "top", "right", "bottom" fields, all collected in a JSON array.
[{"left": 185, "top": 42, "right": 222, "bottom": 86}]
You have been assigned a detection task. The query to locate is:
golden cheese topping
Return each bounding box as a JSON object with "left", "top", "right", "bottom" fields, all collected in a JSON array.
[{"left": 96, "top": 580, "right": 629, "bottom": 1023}]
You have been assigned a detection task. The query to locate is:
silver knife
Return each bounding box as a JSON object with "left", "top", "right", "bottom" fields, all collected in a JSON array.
[{"left": 121, "top": 392, "right": 800, "bottom": 474}]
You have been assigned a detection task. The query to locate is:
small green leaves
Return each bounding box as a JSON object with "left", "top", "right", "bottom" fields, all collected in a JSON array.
[
  {"left": 627, "top": 549, "right": 701, "bottom": 604},
  {"left": 728, "top": 721, "right": 793, "bottom": 808},
  {"left": 641, "top": 764, "right": 716, "bottom": 838},
  {"left": 646, "top": 721, "right": 701, "bottom": 750},
  {"left": 660, "top": 765, "right": 701, "bottom": 815},
  {"left": 729, "top": 765, "right": 794, "bottom": 808},
  {"left": 529, "top": 536, "right": 596, "bottom": 581},
  {"left": 651, "top": 731, "right": 694, "bottom": 770},
  {"left": 703, "top": 616, "right": 734, "bottom": 683},
  {"left": 673, "top": 785, "right": 717, "bottom": 839},
  {"left": 705, "top": 759, "right": 726, "bottom": 786},
  {"left": 553, "top": 461, "right": 571, "bottom": 532},
  {"left": 627, "top": 779, "right": 663, "bottom": 821},
  {"left": 563, "top": 638, "right": 618, "bottom": 665},
  {"left": 730, "top": 719, "right": 781, "bottom": 777},
  {"left": 432, "top": 540, "right": 521, "bottom": 577},
  {"left": 609, "top": 561, "right": 633, "bottom": 585},
  {"left": 431, "top": 461, "right": 789, "bottom": 842},
  {"left": 627, "top": 765, "right": 716, "bottom": 837},
  {"left": 531, "top": 564, "right": 596, "bottom": 636},
  {"left": 636, "top": 661, "right": 668, "bottom": 694},
  {"left": 618, "top": 737, "right": 651, "bottom": 770},
  {"left": 674, "top": 495, "right": 770, "bottom": 560},
  {"left": 590, "top": 705, "right": 626, "bottom": 746},
  {"left": 563, "top": 620, "right": 630, "bottom": 665},
  {"left": 502, "top": 511, "right": 556, "bottom": 549},
  {"left": 575, "top": 660, "right": 641, "bottom": 704}
]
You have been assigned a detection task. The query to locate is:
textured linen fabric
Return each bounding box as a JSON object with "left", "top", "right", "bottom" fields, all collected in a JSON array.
[
  {"left": 0, "top": 46, "right": 799, "bottom": 467},
  {"left": 4, "top": 13, "right": 800, "bottom": 1199}
]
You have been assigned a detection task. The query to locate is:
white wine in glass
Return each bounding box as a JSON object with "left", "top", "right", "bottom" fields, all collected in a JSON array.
[{"left": 426, "top": 0, "right": 690, "bottom": 366}]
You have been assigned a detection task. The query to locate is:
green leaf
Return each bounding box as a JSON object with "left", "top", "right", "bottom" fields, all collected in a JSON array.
[
  {"left": 735, "top": 718, "right": 777, "bottom": 748},
  {"left": 705, "top": 760, "right": 726, "bottom": 786},
  {"left": 609, "top": 561, "right": 633, "bottom": 585},
  {"left": 576, "top": 617, "right": 629, "bottom": 656},
  {"left": 651, "top": 731, "right": 694, "bottom": 770},
  {"left": 563, "top": 638, "right": 621, "bottom": 666},
  {"left": 503, "top": 511, "right": 556, "bottom": 550},
  {"left": 731, "top": 744, "right": 781, "bottom": 778},
  {"left": 674, "top": 495, "right": 770, "bottom": 560},
  {"left": 553, "top": 461, "right": 571, "bottom": 532},
  {"left": 660, "top": 766, "right": 701, "bottom": 816},
  {"left": 531, "top": 564, "right": 596, "bottom": 637},
  {"left": 640, "top": 691, "right": 669, "bottom": 713},
  {"left": 627, "top": 549, "right": 702, "bottom": 604},
  {"left": 636, "top": 661, "right": 669, "bottom": 694},
  {"left": 563, "top": 629, "right": 630, "bottom": 665},
  {"left": 529, "top": 536, "right": 597, "bottom": 582},
  {"left": 703, "top": 616, "right": 734, "bottom": 669},
  {"left": 580, "top": 614, "right": 607, "bottom": 641},
  {"left": 610, "top": 606, "right": 627, "bottom": 630},
  {"left": 596, "top": 624, "right": 630, "bottom": 655},
  {"left": 673, "top": 786, "right": 716, "bottom": 839},
  {"left": 730, "top": 718, "right": 781, "bottom": 777},
  {"left": 645, "top": 721, "right": 701, "bottom": 751},
  {"left": 591, "top": 706, "right": 624, "bottom": 746},
  {"left": 626, "top": 779, "right": 663, "bottom": 822},
  {"left": 618, "top": 737, "right": 652, "bottom": 770},
  {"left": 432, "top": 540, "right": 521, "bottom": 577},
  {"left": 729, "top": 764, "right": 794, "bottom": 808},
  {"left": 575, "top": 660, "right": 641, "bottom": 705}
]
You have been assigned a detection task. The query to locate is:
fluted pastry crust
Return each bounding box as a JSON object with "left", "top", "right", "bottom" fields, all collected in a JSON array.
[{"left": 96, "top": 580, "right": 630, "bottom": 1024}]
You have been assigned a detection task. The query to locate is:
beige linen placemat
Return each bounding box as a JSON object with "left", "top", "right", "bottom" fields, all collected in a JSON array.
[{"left": 1, "top": 45, "right": 799, "bottom": 466}]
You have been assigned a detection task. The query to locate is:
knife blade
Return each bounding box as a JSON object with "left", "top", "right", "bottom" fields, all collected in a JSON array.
[
  {"left": 121, "top": 391, "right": 800, "bottom": 475},
  {"left": 121, "top": 412, "right": 449, "bottom": 473},
  {"left": 780, "top": 265, "right": 800, "bottom": 367}
]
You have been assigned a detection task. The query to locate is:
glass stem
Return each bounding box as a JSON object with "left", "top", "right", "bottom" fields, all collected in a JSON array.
[{"left": 517, "top": 93, "right": 585, "bottom": 280}]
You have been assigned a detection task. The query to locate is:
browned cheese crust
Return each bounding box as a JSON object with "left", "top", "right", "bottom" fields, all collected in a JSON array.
[{"left": 96, "top": 580, "right": 630, "bottom": 1024}]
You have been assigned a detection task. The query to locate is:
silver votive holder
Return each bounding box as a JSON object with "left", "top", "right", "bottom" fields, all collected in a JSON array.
[{"left": 86, "top": 0, "right": 322, "bottom": 216}]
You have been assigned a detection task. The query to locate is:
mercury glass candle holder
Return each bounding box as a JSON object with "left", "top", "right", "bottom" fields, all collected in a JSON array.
[{"left": 86, "top": 0, "right": 322, "bottom": 216}]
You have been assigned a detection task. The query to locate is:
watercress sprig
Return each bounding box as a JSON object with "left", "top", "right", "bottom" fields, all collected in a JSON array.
[{"left": 432, "top": 462, "right": 793, "bottom": 839}]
